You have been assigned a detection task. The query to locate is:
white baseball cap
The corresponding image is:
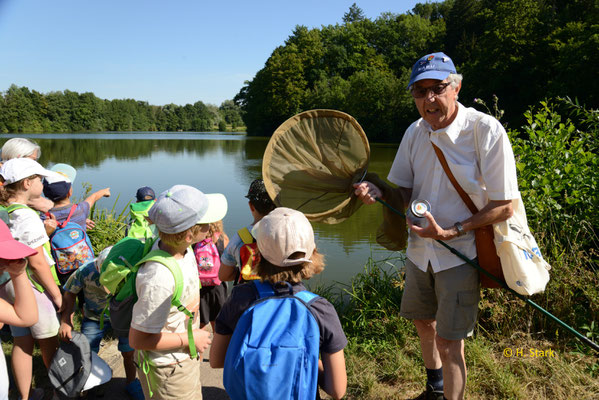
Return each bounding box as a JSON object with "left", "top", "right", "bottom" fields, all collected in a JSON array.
[
  {"left": 149, "top": 185, "right": 228, "bottom": 234},
  {"left": 252, "top": 207, "right": 315, "bottom": 267},
  {"left": 46, "top": 163, "right": 77, "bottom": 184},
  {"left": 0, "top": 158, "right": 51, "bottom": 185}
]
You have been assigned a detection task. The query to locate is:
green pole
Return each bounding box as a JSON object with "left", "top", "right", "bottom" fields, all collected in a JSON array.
[{"left": 376, "top": 198, "right": 599, "bottom": 353}]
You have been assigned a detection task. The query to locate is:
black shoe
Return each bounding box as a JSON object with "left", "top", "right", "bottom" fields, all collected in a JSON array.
[{"left": 410, "top": 384, "right": 444, "bottom": 400}]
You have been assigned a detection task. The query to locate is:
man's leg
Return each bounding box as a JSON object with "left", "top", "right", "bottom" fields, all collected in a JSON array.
[
  {"left": 413, "top": 319, "right": 441, "bottom": 369},
  {"left": 433, "top": 262, "right": 479, "bottom": 400},
  {"left": 400, "top": 259, "right": 444, "bottom": 399},
  {"left": 435, "top": 336, "right": 465, "bottom": 400}
]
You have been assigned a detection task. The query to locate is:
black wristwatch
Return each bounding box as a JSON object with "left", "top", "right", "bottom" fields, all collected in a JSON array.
[{"left": 454, "top": 222, "right": 466, "bottom": 237}]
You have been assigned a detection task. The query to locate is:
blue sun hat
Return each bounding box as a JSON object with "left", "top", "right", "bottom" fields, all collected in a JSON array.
[{"left": 407, "top": 52, "right": 456, "bottom": 88}]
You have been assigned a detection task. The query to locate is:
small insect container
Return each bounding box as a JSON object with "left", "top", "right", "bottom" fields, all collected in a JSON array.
[{"left": 408, "top": 199, "right": 431, "bottom": 228}]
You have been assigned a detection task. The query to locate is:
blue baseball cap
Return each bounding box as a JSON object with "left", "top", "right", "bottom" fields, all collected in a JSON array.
[
  {"left": 407, "top": 52, "right": 456, "bottom": 88},
  {"left": 136, "top": 186, "right": 156, "bottom": 202}
]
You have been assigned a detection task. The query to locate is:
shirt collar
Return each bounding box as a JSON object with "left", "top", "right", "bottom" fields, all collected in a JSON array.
[{"left": 422, "top": 102, "right": 466, "bottom": 143}]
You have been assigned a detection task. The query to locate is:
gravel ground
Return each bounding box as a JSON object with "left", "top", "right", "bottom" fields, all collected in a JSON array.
[{"left": 97, "top": 327, "right": 230, "bottom": 400}]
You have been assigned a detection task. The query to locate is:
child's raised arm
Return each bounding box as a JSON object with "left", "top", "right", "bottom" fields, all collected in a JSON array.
[
  {"left": 84, "top": 187, "right": 111, "bottom": 208},
  {"left": 0, "top": 258, "right": 38, "bottom": 327}
]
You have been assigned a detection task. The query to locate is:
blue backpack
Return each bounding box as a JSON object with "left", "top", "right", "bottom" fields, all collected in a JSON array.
[
  {"left": 223, "top": 281, "right": 321, "bottom": 400},
  {"left": 49, "top": 205, "right": 95, "bottom": 274}
]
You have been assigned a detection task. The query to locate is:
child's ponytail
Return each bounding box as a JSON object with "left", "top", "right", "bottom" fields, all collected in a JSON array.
[
  {"left": 0, "top": 177, "right": 11, "bottom": 205},
  {"left": 0, "top": 175, "right": 38, "bottom": 205}
]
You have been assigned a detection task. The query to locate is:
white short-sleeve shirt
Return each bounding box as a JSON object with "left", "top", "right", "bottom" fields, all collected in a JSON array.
[
  {"left": 8, "top": 205, "right": 54, "bottom": 266},
  {"left": 131, "top": 240, "right": 200, "bottom": 365},
  {"left": 388, "top": 103, "right": 520, "bottom": 272}
]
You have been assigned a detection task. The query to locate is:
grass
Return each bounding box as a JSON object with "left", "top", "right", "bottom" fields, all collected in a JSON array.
[{"left": 312, "top": 256, "right": 599, "bottom": 400}]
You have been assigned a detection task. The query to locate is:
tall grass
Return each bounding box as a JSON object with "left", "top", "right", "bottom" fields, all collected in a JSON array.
[
  {"left": 75, "top": 182, "right": 130, "bottom": 253},
  {"left": 316, "top": 256, "right": 599, "bottom": 399}
]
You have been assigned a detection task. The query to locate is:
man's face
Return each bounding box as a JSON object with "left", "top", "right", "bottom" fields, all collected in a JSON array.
[{"left": 411, "top": 79, "right": 461, "bottom": 130}]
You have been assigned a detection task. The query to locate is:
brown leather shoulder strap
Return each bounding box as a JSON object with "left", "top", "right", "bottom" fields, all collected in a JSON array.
[{"left": 430, "top": 141, "right": 479, "bottom": 215}]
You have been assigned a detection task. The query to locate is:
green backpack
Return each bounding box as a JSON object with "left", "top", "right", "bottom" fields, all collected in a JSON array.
[
  {"left": 126, "top": 200, "right": 157, "bottom": 241},
  {"left": 99, "top": 237, "right": 197, "bottom": 359}
]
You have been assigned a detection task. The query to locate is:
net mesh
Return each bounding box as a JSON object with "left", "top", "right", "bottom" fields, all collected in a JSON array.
[{"left": 263, "top": 109, "right": 370, "bottom": 224}]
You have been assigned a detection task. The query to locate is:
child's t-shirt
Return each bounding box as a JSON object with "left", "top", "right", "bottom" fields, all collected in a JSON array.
[
  {"left": 46, "top": 202, "right": 90, "bottom": 230},
  {"left": 8, "top": 204, "right": 54, "bottom": 267},
  {"left": 215, "top": 282, "right": 348, "bottom": 355},
  {"left": 220, "top": 223, "right": 253, "bottom": 269},
  {"left": 131, "top": 240, "right": 200, "bottom": 366},
  {"left": 63, "top": 261, "right": 108, "bottom": 321}
]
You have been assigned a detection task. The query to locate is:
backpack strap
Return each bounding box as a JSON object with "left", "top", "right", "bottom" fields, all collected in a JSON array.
[
  {"left": 253, "top": 280, "right": 275, "bottom": 299},
  {"left": 5, "top": 204, "right": 56, "bottom": 292},
  {"left": 253, "top": 280, "right": 320, "bottom": 305},
  {"left": 294, "top": 290, "right": 319, "bottom": 305},
  {"left": 58, "top": 204, "right": 78, "bottom": 229},
  {"left": 6, "top": 204, "right": 33, "bottom": 213},
  {"left": 136, "top": 249, "right": 198, "bottom": 360},
  {"left": 237, "top": 227, "right": 254, "bottom": 245}
]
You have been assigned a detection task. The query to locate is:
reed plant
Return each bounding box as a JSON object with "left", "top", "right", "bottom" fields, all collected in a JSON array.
[{"left": 75, "top": 182, "right": 130, "bottom": 253}]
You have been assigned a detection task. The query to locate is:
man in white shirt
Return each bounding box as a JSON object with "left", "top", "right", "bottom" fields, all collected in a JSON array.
[{"left": 354, "top": 52, "right": 519, "bottom": 400}]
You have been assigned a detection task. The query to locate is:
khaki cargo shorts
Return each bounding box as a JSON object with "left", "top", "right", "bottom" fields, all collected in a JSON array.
[
  {"left": 136, "top": 354, "right": 202, "bottom": 400},
  {"left": 400, "top": 258, "right": 480, "bottom": 340}
]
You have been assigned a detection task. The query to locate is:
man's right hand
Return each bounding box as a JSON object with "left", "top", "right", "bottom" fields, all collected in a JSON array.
[{"left": 353, "top": 181, "right": 383, "bottom": 205}]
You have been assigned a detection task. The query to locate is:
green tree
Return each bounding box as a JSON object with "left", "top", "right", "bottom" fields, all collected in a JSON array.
[{"left": 343, "top": 3, "right": 365, "bottom": 23}]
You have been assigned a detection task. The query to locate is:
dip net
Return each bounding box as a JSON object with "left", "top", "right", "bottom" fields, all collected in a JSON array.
[{"left": 262, "top": 109, "right": 370, "bottom": 224}]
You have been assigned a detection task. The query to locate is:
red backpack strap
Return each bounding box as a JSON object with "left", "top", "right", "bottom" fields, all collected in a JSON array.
[{"left": 58, "top": 204, "right": 78, "bottom": 229}]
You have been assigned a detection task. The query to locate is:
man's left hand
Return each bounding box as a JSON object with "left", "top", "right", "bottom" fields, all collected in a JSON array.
[{"left": 408, "top": 212, "right": 456, "bottom": 241}]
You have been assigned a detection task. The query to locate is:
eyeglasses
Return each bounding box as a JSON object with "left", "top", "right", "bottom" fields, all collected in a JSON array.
[{"left": 410, "top": 82, "right": 451, "bottom": 98}]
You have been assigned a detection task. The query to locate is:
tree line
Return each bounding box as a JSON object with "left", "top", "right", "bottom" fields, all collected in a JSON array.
[
  {"left": 0, "top": 85, "right": 245, "bottom": 133},
  {"left": 235, "top": 0, "right": 598, "bottom": 141}
]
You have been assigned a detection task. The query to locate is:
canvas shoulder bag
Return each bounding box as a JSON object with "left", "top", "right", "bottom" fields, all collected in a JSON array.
[{"left": 492, "top": 197, "right": 551, "bottom": 295}]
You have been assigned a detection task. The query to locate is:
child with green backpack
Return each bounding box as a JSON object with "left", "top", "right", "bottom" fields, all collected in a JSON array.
[
  {"left": 126, "top": 186, "right": 157, "bottom": 241},
  {"left": 128, "top": 184, "right": 228, "bottom": 399},
  {"left": 0, "top": 158, "right": 61, "bottom": 400}
]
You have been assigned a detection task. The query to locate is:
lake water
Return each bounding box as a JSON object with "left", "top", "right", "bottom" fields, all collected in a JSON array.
[{"left": 0, "top": 133, "right": 404, "bottom": 288}]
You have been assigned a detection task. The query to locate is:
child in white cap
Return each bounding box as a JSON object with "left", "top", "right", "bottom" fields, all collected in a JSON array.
[
  {"left": 0, "top": 219, "right": 39, "bottom": 400},
  {"left": 0, "top": 157, "right": 61, "bottom": 400},
  {"left": 210, "top": 207, "right": 348, "bottom": 400},
  {"left": 128, "top": 184, "right": 227, "bottom": 400}
]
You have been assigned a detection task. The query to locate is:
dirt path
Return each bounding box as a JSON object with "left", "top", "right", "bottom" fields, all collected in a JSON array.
[{"left": 98, "top": 327, "right": 230, "bottom": 400}]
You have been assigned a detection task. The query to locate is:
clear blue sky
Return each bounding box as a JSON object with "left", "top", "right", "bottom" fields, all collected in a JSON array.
[{"left": 0, "top": 0, "right": 424, "bottom": 106}]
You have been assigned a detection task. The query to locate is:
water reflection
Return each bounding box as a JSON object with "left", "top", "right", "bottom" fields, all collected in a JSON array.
[{"left": 0, "top": 133, "right": 403, "bottom": 286}]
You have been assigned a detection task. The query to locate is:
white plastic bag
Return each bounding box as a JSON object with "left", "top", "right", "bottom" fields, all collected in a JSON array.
[{"left": 493, "top": 198, "right": 551, "bottom": 295}]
